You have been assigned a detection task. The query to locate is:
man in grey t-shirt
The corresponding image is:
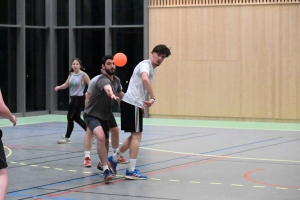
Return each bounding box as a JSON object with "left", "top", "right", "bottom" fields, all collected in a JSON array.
[
  {"left": 83, "top": 55, "right": 124, "bottom": 181},
  {"left": 83, "top": 74, "right": 128, "bottom": 169},
  {"left": 108, "top": 44, "right": 171, "bottom": 180}
]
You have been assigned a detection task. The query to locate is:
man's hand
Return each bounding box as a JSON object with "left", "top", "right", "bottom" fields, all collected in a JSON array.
[
  {"left": 110, "top": 93, "right": 120, "bottom": 101},
  {"left": 143, "top": 99, "right": 155, "bottom": 107}
]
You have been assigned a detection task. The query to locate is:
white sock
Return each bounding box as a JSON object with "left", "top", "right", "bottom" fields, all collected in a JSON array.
[
  {"left": 113, "top": 148, "right": 117, "bottom": 154},
  {"left": 112, "top": 148, "right": 122, "bottom": 162},
  {"left": 128, "top": 159, "right": 137, "bottom": 172},
  {"left": 84, "top": 151, "right": 90, "bottom": 158},
  {"left": 103, "top": 165, "right": 109, "bottom": 171}
]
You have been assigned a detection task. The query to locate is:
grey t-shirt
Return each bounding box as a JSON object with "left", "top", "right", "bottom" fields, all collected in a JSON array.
[
  {"left": 84, "top": 75, "right": 122, "bottom": 120},
  {"left": 87, "top": 75, "right": 101, "bottom": 94}
]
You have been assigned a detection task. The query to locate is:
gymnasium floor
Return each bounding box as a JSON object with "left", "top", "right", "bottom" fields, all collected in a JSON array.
[{"left": 1, "top": 115, "right": 300, "bottom": 200}]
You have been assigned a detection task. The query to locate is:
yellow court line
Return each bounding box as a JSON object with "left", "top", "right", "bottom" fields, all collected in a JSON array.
[
  {"left": 139, "top": 147, "right": 300, "bottom": 163},
  {"left": 190, "top": 181, "right": 201, "bottom": 184},
  {"left": 253, "top": 186, "right": 265, "bottom": 188},
  {"left": 276, "top": 187, "right": 288, "bottom": 190},
  {"left": 151, "top": 178, "right": 161, "bottom": 180},
  {"left": 231, "top": 184, "right": 243, "bottom": 187},
  {"left": 4, "top": 146, "right": 12, "bottom": 158}
]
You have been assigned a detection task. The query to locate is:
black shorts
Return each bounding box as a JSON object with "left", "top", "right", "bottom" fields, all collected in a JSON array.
[
  {"left": 83, "top": 113, "right": 118, "bottom": 139},
  {"left": 121, "top": 101, "right": 143, "bottom": 133},
  {"left": 0, "top": 130, "right": 8, "bottom": 169},
  {"left": 108, "top": 113, "right": 118, "bottom": 128}
]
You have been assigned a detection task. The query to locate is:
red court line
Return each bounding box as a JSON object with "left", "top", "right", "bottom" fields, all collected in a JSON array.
[
  {"left": 244, "top": 168, "right": 300, "bottom": 189},
  {"left": 32, "top": 156, "right": 224, "bottom": 199}
]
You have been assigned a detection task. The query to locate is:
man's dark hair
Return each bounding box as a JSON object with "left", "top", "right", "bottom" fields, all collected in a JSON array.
[
  {"left": 101, "top": 55, "right": 113, "bottom": 65},
  {"left": 151, "top": 44, "right": 171, "bottom": 57}
]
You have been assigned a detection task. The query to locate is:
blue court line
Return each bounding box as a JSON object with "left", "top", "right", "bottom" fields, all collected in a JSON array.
[
  {"left": 200, "top": 137, "right": 282, "bottom": 154},
  {"left": 7, "top": 174, "right": 99, "bottom": 197}
]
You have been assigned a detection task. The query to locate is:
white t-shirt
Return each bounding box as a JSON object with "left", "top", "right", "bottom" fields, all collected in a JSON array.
[{"left": 122, "top": 59, "right": 154, "bottom": 108}]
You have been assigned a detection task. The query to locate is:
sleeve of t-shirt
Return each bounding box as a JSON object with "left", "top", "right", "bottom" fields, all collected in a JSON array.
[
  {"left": 87, "top": 77, "right": 96, "bottom": 93},
  {"left": 139, "top": 62, "right": 150, "bottom": 75},
  {"left": 96, "top": 77, "right": 111, "bottom": 91}
]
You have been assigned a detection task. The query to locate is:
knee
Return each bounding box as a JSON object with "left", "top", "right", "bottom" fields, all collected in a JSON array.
[
  {"left": 95, "top": 133, "right": 105, "bottom": 144},
  {"left": 131, "top": 132, "right": 142, "bottom": 140}
]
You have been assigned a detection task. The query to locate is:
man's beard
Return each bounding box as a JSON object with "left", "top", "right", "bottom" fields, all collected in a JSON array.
[{"left": 105, "top": 68, "right": 114, "bottom": 75}]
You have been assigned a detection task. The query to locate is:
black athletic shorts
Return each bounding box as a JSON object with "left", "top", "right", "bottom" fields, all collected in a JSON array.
[
  {"left": 0, "top": 130, "right": 8, "bottom": 169},
  {"left": 83, "top": 114, "right": 110, "bottom": 139},
  {"left": 121, "top": 101, "right": 143, "bottom": 133},
  {"left": 108, "top": 113, "right": 118, "bottom": 129}
]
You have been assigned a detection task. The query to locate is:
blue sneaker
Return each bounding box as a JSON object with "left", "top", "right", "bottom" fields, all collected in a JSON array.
[
  {"left": 108, "top": 156, "right": 117, "bottom": 175},
  {"left": 103, "top": 169, "right": 113, "bottom": 181},
  {"left": 125, "top": 169, "right": 147, "bottom": 180}
]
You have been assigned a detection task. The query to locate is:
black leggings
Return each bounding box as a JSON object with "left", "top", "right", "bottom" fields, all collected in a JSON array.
[
  {"left": 0, "top": 130, "right": 8, "bottom": 169},
  {"left": 65, "top": 96, "right": 87, "bottom": 138}
]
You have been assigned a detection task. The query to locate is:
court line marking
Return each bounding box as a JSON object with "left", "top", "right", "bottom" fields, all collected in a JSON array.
[
  {"left": 4, "top": 146, "right": 12, "bottom": 158},
  {"left": 140, "top": 146, "right": 300, "bottom": 163},
  {"left": 244, "top": 168, "right": 300, "bottom": 189},
  {"left": 0, "top": 120, "right": 59, "bottom": 127}
]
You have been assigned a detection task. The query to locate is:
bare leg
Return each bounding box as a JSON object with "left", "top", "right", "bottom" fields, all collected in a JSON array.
[
  {"left": 84, "top": 127, "right": 93, "bottom": 151},
  {"left": 129, "top": 132, "right": 142, "bottom": 159},
  {"left": 105, "top": 139, "right": 109, "bottom": 155},
  {"left": 110, "top": 127, "right": 119, "bottom": 150},
  {"left": 93, "top": 126, "right": 108, "bottom": 166},
  {"left": 119, "top": 135, "right": 132, "bottom": 153},
  {"left": 0, "top": 168, "right": 8, "bottom": 200}
]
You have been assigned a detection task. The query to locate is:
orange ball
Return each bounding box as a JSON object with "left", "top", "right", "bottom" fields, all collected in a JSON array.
[{"left": 113, "top": 53, "right": 127, "bottom": 67}]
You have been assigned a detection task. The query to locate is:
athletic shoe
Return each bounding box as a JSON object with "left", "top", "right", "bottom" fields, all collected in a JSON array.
[
  {"left": 125, "top": 169, "right": 147, "bottom": 180},
  {"left": 108, "top": 156, "right": 118, "bottom": 175},
  {"left": 118, "top": 156, "right": 128, "bottom": 164},
  {"left": 83, "top": 157, "right": 91, "bottom": 167},
  {"left": 57, "top": 136, "right": 71, "bottom": 144},
  {"left": 97, "top": 162, "right": 115, "bottom": 175},
  {"left": 97, "top": 162, "right": 103, "bottom": 172},
  {"left": 103, "top": 169, "right": 113, "bottom": 181}
]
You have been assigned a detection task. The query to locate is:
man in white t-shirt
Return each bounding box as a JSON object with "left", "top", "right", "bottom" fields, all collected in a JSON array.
[{"left": 108, "top": 44, "right": 171, "bottom": 179}]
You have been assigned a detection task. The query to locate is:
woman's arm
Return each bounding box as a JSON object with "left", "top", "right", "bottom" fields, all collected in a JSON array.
[
  {"left": 0, "top": 90, "right": 17, "bottom": 126},
  {"left": 55, "top": 74, "right": 71, "bottom": 91},
  {"left": 84, "top": 73, "right": 90, "bottom": 85}
]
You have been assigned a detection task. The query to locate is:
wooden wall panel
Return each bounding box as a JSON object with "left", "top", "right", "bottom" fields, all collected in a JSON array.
[
  {"left": 151, "top": 60, "right": 241, "bottom": 117},
  {"left": 149, "top": 4, "right": 300, "bottom": 121}
]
